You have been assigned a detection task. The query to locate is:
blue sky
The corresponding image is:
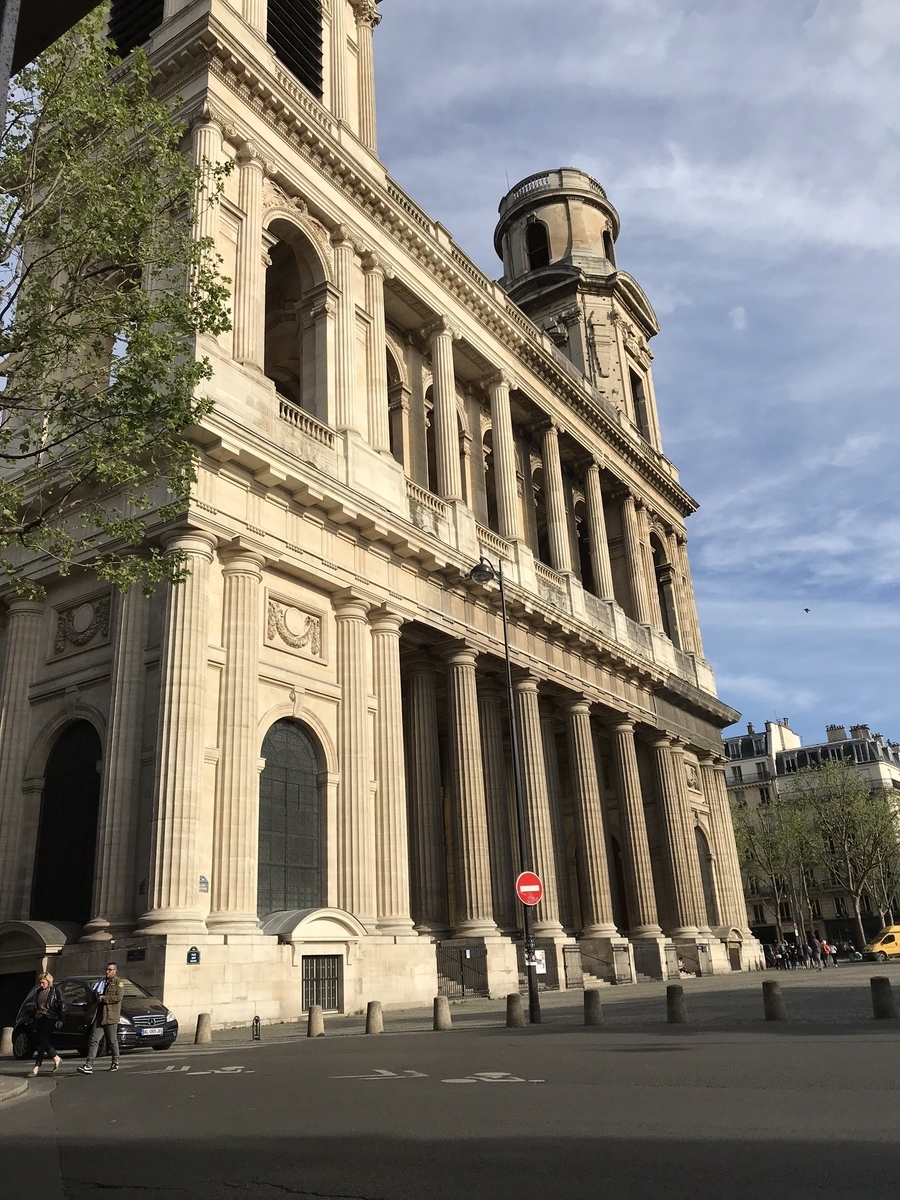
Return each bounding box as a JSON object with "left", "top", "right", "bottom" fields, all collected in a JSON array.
[{"left": 373, "top": 0, "right": 900, "bottom": 747}]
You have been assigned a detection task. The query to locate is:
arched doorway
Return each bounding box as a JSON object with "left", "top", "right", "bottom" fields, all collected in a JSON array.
[
  {"left": 695, "top": 827, "right": 719, "bottom": 928},
  {"left": 31, "top": 721, "right": 102, "bottom": 925},
  {"left": 257, "top": 719, "right": 325, "bottom": 918}
]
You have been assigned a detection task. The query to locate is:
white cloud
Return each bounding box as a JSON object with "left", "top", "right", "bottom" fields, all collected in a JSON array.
[{"left": 728, "top": 306, "right": 747, "bottom": 330}]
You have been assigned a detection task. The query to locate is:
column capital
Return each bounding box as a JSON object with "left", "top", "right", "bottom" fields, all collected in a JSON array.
[
  {"left": 3, "top": 597, "right": 44, "bottom": 618},
  {"left": 219, "top": 546, "right": 266, "bottom": 575},
  {"left": 236, "top": 141, "right": 265, "bottom": 168},
  {"left": 423, "top": 316, "right": 461, "bottom": 343},
  {"left": 649, "top": 733, "right": 675, "bottom": 751},
  {"left": 368, "top": 606, "right": 406, "bottom": 635},
  {"left": 350, "top": 0, "right": 382, "bottom": 27},
  {"left": 484, "top": 369, "right": 517, "bottom": 393},
  {"left": 511, "top": 670, "right": 541, "bottom": 695},
  {"left": 441, "top": 641, "right": 479, "bottom": 669},
  {"left": 611, "top": 717, "right": 636, "bottom": 735},
  {"left": 330, "top": 223, "right": 356, "bottom": 250},
  {"left": 333, "top": 589, "right": 372, "bottom": 620},
  {"left": 161, "top": 530, "right": 218, "bottom": 559},
  {"left": 561, "top": 693, "right": 593, "bottom": 716},
  {"left": 189, "top": 104, "right": 226, "bottom": 136},
  {"left": 361, "top": 250, "right": 393, "bottom": 280}
]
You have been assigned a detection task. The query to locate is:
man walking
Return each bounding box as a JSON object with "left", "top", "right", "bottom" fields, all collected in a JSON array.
[{"left": 78, "top": 961, "right": 124, "bottom": 1074}]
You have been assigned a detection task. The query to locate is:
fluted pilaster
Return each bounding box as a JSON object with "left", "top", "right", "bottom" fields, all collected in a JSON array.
[
  {"left": 585, "top": 461, "right": 615, "bottom": 600},
  {"left": 138, "top": 532, "right": 217, "bottom": 935},
  {"left": 444, "top": 646, "right": 498, "bottom": 937},
  {"left": 671, "top": 741, "right": 711, "bottom": 929},
  {"left": 513, "top": 674, "right": 563, "bottom": 935},
  {"left": 676, "top": 534, "right": 705, "bottom": 657},
  {"left": 208, "top": 549, "right": 265, "bottom": 933},
  {"left": 233, "top": 147, "right": 265, "bottom": 370},
  {"left": 487, "top": 373, "right": 522, "bottom": 540},
  {"left": 241, "top": 0, "right": 265, "bottom": 34},
  {"left": 83, "top": 587, "right": 150, "bottom": 938},
  {"left": 363, "top": 254, "right": 390, "bottom": 452},
  {"left": 335, "top": 593, "right": 376, "bottom": 926},
  {"left": 611, "top": 720, "right": 661, "bottom": 937},
  {"left": 620, "top": 493, "right": 652, "bottom": 625},
  {"left": 541, "top": 423, "right": 572, "bottom": 573},
  {"left": 563, "top": 699, "right": 618, "bottom": 937},
  {"left": 370, "top": 610, "right": 414, "bottom": 934},
  {"left": 0, "top": 599, "right": 44, "bottom": 921},
  {"left": 351, "top": 0, "right": 381, "bottom": 151},
  {"left": 651, "top": 736, "right": 702, "bottom": 937},
  {"left": 332, "top": 227, "right": 360, "bottom": 434},
  {"left": 404, "top": 654, "right": 450, "bottom": 936},
  {"left": 191, "top": 116, "right": 223, "bottom": 253},
  {"left": 478, "top": 681, "right": 517, "bottom": 932},
  {"left": 428, "top": 319, "right": 462, "bottom": 500}
]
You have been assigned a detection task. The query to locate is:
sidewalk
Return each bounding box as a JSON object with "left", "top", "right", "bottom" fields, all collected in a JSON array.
[{"left": 0, "top": 1076, "right": 28, "bottom": 1104}]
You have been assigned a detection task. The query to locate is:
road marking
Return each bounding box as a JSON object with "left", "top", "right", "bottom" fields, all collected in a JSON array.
[
  {"left": 333, "top": 1068, "right": 428, "bottom": 1080},
  {"left": 138, "top": 1064, "right": 255, "bottom": 1075},
  {"left": 442, "top": 1072, "right": 545, "bottom": 1084}
]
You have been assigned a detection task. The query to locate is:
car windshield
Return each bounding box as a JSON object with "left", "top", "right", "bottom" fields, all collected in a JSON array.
[{"left": 82, "top": 977, "right": 154, "bottom": 999}]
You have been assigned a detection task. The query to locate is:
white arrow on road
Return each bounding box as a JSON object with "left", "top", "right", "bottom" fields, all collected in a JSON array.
[{"left": 333, "top": 1069, "right": 428, "bottom": 1079}]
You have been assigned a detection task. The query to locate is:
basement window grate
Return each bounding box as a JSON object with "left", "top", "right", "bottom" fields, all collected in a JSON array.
[
  {"left": 108, "top": 0, "right": 165, "bottom": 59},
  {"left": 268, "top": 0, "right": 324, "bottom": 99}
]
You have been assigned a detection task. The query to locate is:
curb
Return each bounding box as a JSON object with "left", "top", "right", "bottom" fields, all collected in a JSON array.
[{"left": 0, "top": 1077, "right": 28, "bottom": 1104}]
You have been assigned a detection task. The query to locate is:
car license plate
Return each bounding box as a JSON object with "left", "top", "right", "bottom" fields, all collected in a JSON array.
[{"left": 140, "top": 1028, "right": 163, "bottom": 1037}]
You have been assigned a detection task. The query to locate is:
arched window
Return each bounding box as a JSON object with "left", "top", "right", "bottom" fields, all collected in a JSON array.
[
  {"left": 31, "top": 721, "right": 102, "bottom": 926},
  {"left": 526, "top": 220, "right": 551, "bottom": 271},
  {"left": 603, "top": 229, "right": 616, "bottom": 267},
  {"left": 574, "top": 500, "right": 595, "bottom": 595},
  {"left": 263, "top": 223, "right": 329, "bottom": 423},
  {"left": 531, "top": 466, "right": 552, "bottom": 566},
  {"left": 629, "top": 368, "right": 651, "bottom": 441},
  {"left": 651, "top": 534, "right": 681, "bottom": 647},
  {"left": 265, "top": 239, "right": 305, "bottom": 408},
  {"left": 424, "top": 386, "right": 438, "bottom": 494},
  {"left": 695, "top": 827, "right": 719, "bottom": 928},
  {"left": 258, "top": 719, "right": 324, "bottom": 917},
  {"left": 482, "top": 430, "right": 498, "bottom": 531},
  {"left": 387, "top": 348, "right": 405, "bottom": 467}
]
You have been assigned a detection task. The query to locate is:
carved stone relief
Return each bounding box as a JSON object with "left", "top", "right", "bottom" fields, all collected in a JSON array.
[
  {"left": 685, "top": 760, "right": 702, "bottom": 793},
  {"left": 266, "top": 596, "right": 323, "bottom": 660},
  {"left": 53, "top": 594, "right": 111, "bottom": 657}
]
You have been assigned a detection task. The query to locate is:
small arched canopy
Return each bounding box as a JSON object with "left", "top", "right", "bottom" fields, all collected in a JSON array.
[
  {"left": 258, "top": 719, "right": 326, "bottom": 920},
  {"left": 31, "top": 721, "right": 102, "bottom": 926},
  {"left": 526, "top": 220, "right": 551, "bottom": 271},
  {"left": 258, "top": 908, "right": 367, "bottom": 943}
]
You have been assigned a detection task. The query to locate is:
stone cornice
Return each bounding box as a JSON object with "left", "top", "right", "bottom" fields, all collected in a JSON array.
[{"left": 148, "top": 17, "right": 698, "bottom": 520}]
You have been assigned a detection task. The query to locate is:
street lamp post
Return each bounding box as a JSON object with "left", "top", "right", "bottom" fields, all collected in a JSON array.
[{"left": 469, "top": 555, "right": 542, "bottom": 1025}]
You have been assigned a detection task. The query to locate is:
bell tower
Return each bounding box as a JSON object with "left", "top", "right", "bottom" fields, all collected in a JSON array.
[{"left": 495, "top": 168, "right": 664, "bottom": 451}]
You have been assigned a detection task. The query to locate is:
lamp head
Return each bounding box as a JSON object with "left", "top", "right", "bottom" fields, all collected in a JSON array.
[{"left": 469, "top": 558, "right": 496, "bottom": 585}]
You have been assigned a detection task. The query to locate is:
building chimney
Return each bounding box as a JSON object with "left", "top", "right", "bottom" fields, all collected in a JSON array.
[
  {"left": 850, "top": 725, "right": 871, "bottom": 741},
  {"left": 747, "top": 722, "right": 755, "bottom": 735},
  {"left": 826, "top": 725, "right": 848, "bottom": 743}
]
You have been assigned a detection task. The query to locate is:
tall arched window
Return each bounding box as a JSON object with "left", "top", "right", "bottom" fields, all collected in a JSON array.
[
  {"left": 264, "top": 223, "right": 329, "bottom": 422},
  {"left": 574, "top": 500, "right": 595, "bottom": 595},
  {"left": 482, "top": 430, "right": 498, "bottom": 531},
  {"left": 651, "top": 534, "right": 681, "bottom": 647},
  {"left": 603, "top": 229, "right": 616, "bottom": 267},
  {"left": 526, "top": 220, "right": 551, "bottom": 271},
  {"left": 695, "top": 827, "right": 719, "bottom": 928},
  {"left": 531, "top": 467, "right": 552, "bottom": 566},
  {"left": 424, "top": 386, "right": 438, "bottom": 494},
  {"left": 258, "top": 719, "right": 324, "bottom": 917},
  {"left": 31, "top": 721, "right": 102, "bottom": 925}
]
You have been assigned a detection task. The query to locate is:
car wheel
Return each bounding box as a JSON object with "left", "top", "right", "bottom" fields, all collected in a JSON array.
[
  {"left": 876, "top": 951, "right": 888, "bottom": 962},
  {"left": 12, "top": 1028, "right": 34, "bottom": 1061}
]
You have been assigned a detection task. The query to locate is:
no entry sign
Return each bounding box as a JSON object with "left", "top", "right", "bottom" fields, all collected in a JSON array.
[{"left": 515, "top": 871, "right": 543, "bottom": 906}]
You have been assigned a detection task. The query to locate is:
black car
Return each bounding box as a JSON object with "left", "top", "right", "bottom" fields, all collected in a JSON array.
[{"left": 12, "top": 975, "right": 179, "bottom": 1059}]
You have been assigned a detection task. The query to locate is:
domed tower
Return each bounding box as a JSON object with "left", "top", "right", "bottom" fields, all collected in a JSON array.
[{"left": 495, "top": 168, "right": 663, "bottom": 450}]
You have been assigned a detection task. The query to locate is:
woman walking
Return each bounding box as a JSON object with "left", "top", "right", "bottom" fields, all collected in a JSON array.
[{"left": 26, "top": 972, "right": 63, "bottom": 1076}]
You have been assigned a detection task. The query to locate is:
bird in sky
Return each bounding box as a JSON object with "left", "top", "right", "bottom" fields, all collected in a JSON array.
[{"left": 804, "top": 608, "right": 810, "bottom": 613}]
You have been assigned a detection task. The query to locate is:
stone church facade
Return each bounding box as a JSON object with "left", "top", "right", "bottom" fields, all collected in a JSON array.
[{"left": 0, "top": 0, "right": 760, "bottom": 1029}]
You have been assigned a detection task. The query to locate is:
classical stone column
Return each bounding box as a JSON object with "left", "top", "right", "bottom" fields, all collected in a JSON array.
[
  {"left": 670, "top": 741, "right": 712, "bottom": 929},
  {"left": 241, "top": 0, "right": 265, "bottom": 35},
  {"left": 477, "top": 680, "right": 517, "bottom": 932},
  {"left": 329, "top": 0, "right": 348, "bottom": 124},
  {"left": 363, "top": 253, "right": 391, "bottom": 453},
  {"left": 443, "top": 646, "right": 498, "bottom": 937},
  {"left": 512, "top": 673, "right": 563, "bottom": 935},
  {"left": 428, "top": 319, "right": 462, "bottom": 501},
  {"left": 191, "top": 114, "right": 223, "bottom": 250},
  {"left": 370, "top": 609, "right": 414, "bottom": 935},
  {"left": 563, "top": 699, "right": 618, "bottom": 938},
  {"left": 541, "top": 712, "right": 574, "bottom": 932},
  {"left": 651, "top": 736, "right": 702, "bottom": 937},
  {"left": 540, "top": 423, "right": 573, "bottom": 574},
  {"left": 584, "top": 461, "right": 615, "bottom": 600},
  {"left": 208, "top": 549, "right": 265, "bottom": 934},
  {"left": 332, "top": 226, "right": 361, "bottom": 435},
  {"left": 611, "top": 719, "right": 661, "bottom": 937},
  {"left": 138, "top": 532, "right": 217, "bottom": 936},
  {"left": 701, "top": 755, "right": 750, "bottom": 931},
  {"left": 620, "top": 492, "right": 652, "bottom": 625},
  {"left": 0, "top": 599, "right": 44, "bottom": 922},
  {"left": 487, "top": 373, "right": 522, "bottom": 541},
  {"left": 404, "top": 654, "right": 450, "bottom": 936},
  {"left": 675, "top": 534, "right": 705, "bottom": 657},
  {"left": 233, "top": 145, "right": 265, "bottom": 371},
  {"left": 334, "top": 593, "right": 376, "bottom": 927},
  {"left": 666, "top": 530, "right": 692, "bottom": 652},
  {"left": 83, "top": 588, "right": 150, "bottom": 939},
  {"left": 351, "top": 0, "right": 381, "bottom": 152}
]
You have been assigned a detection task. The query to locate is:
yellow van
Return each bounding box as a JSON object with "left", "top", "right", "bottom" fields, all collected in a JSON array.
[{"left": 863, "top": 926, "right": 900, "bottom": 961}]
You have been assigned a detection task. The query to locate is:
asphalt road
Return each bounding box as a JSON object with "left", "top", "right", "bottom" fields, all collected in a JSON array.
[{"left": 2, "top": 1010, "right": 900, "bottom": 1200}]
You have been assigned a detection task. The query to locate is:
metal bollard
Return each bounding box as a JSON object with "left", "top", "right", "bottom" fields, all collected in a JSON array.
[
  {"left": 506, "top": 992, "right": 525, "bottom": 1029},
  {"left": 194, "top": 1013, "right": 212, "bottom": 1044},
  {"left": 666, "top": 984, "right": 687, "bottom": 1024},
  {"left": 584, "top": 989, "right": 604, "bottom": 1026},
  {"left": 0, "top": 1027, "right": 12, "bottom": 1057},
  {"left": 871, "top": 976, "right": 899, "bottom": 1020},
  {"left": 307, "top": 1005, "right": 325, "bottom": 1037},
  {"left": 763, "top": 980, "right": 787, "bottom": 1021},
  {"left": 251, "top": 1015, "right": 261, "bottom": 1041},
  {"left": 433, "top": 996, "right": 452, "bottom": 1031},
  {"left": 365, "top": 1000, "right": 384, "bottom": 1035}
]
